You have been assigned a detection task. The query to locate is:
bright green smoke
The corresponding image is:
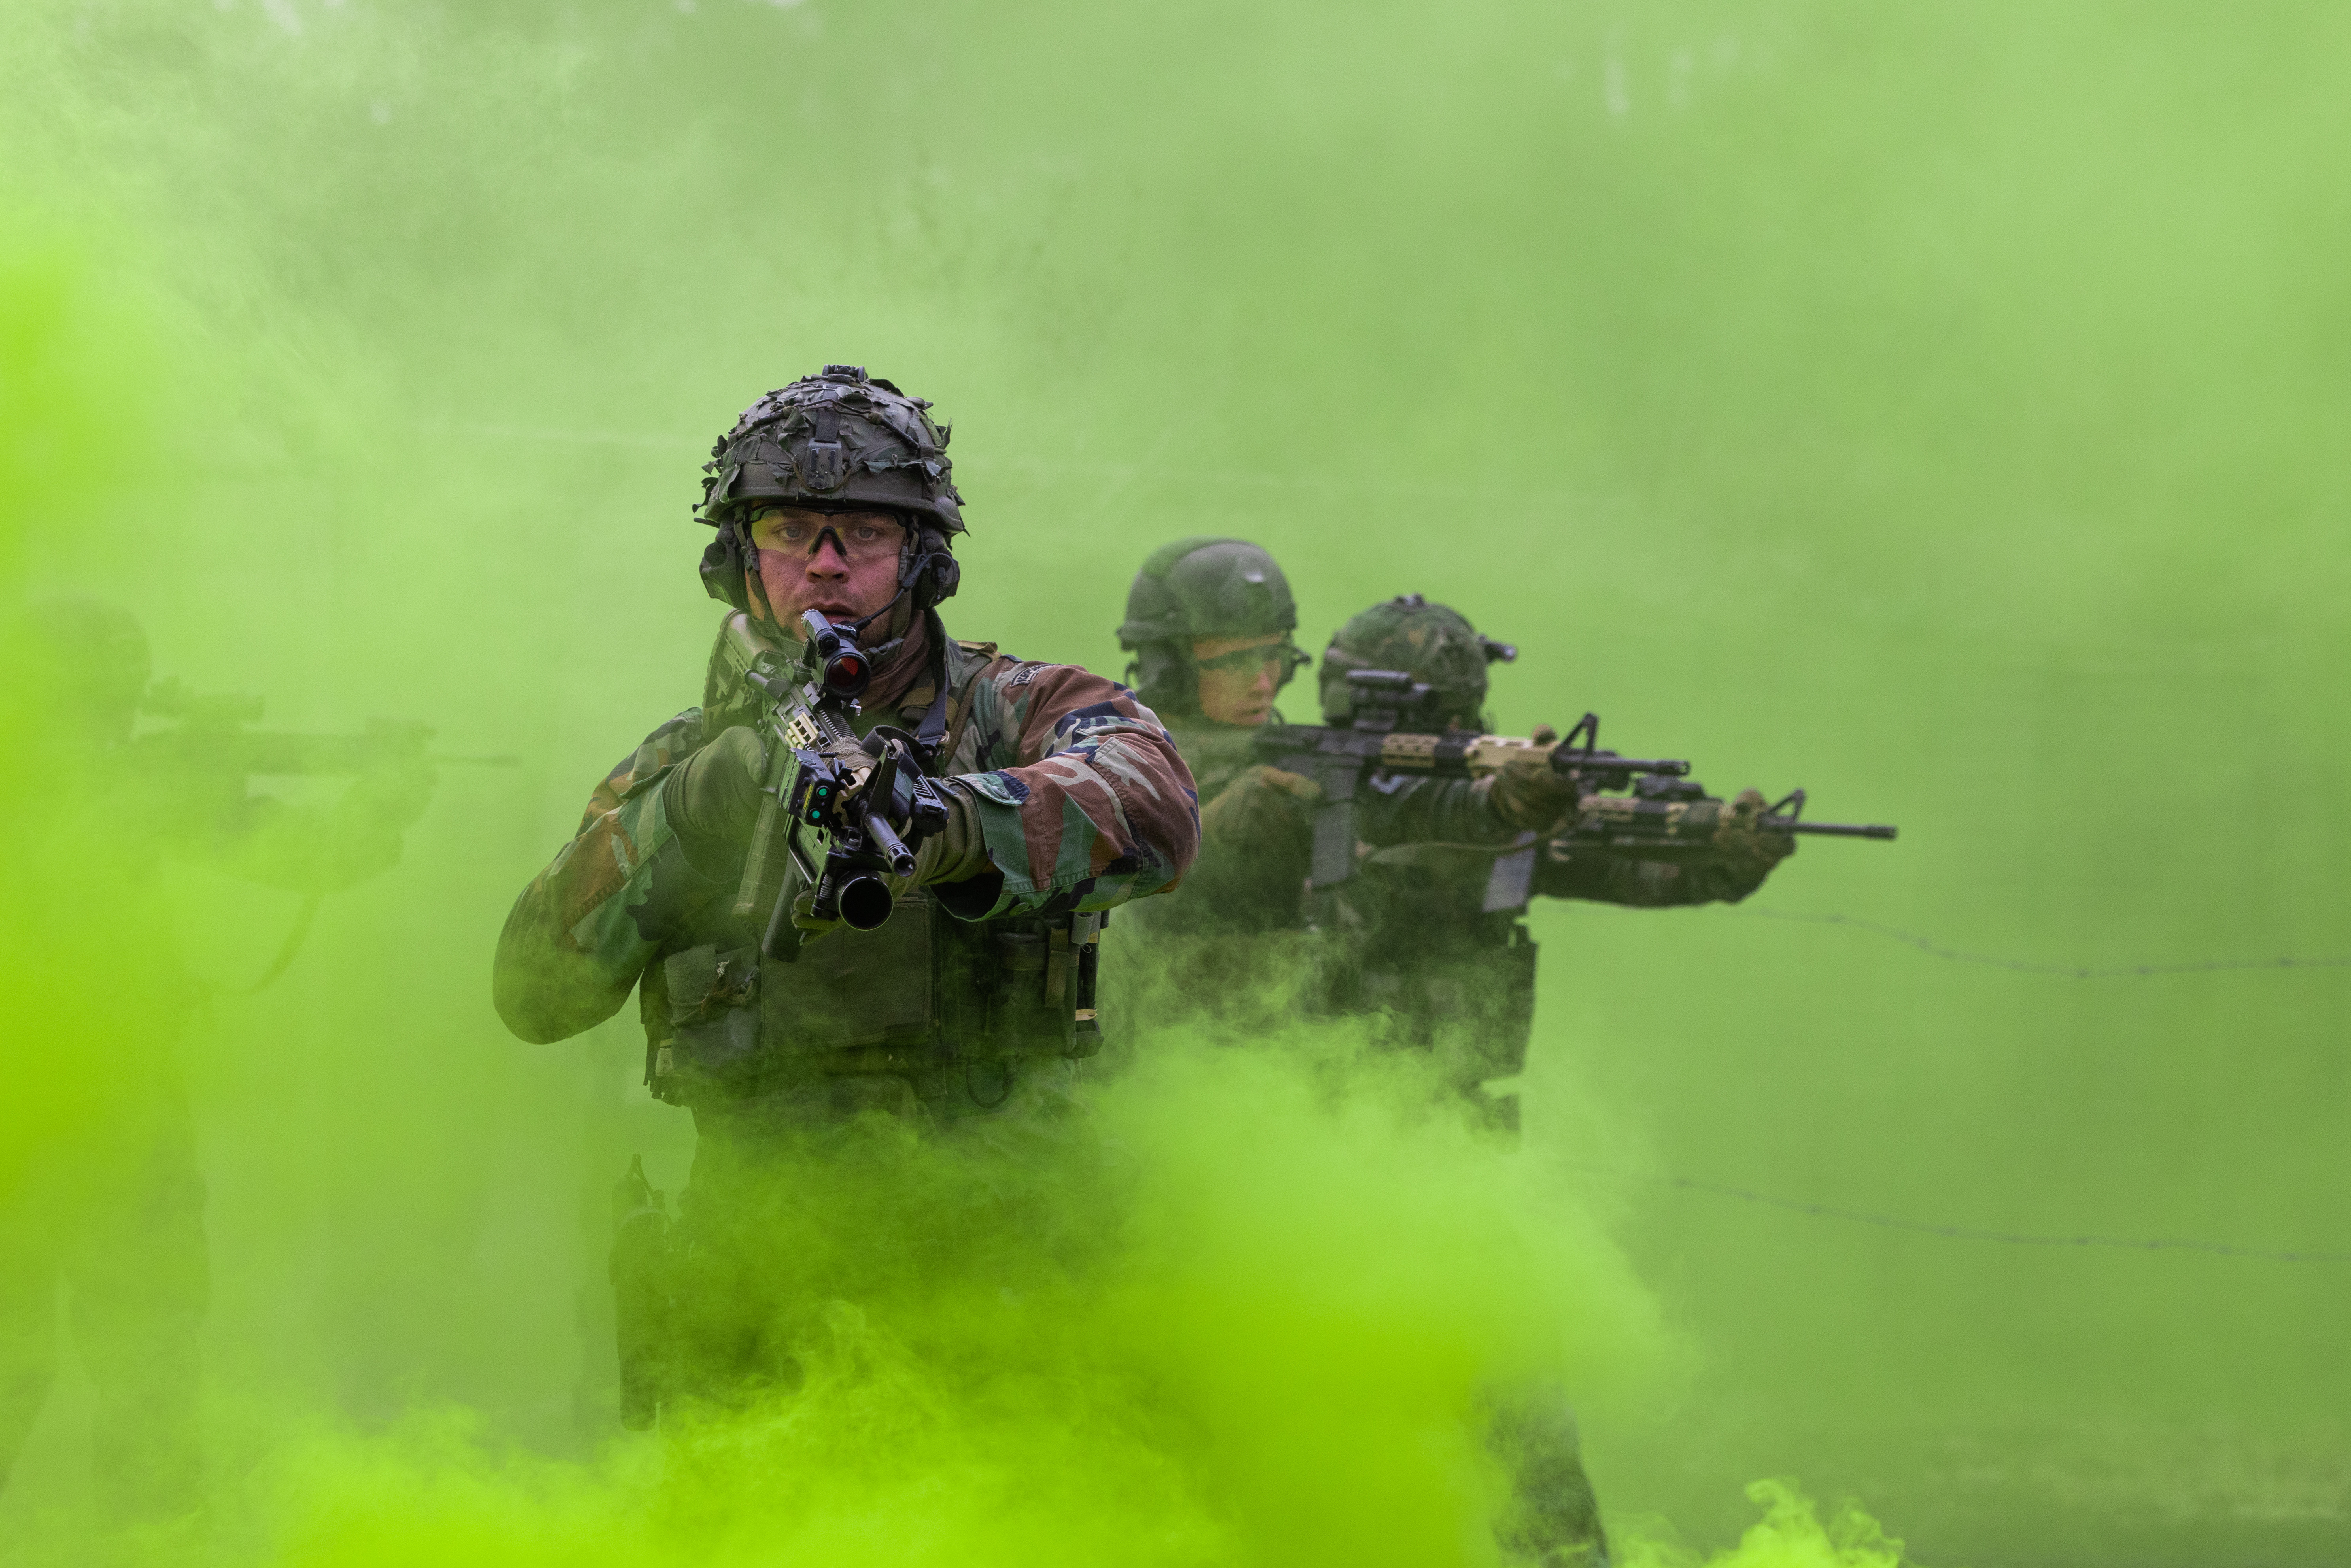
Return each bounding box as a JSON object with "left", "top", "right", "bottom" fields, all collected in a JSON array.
[{"left": 4, "top": 0, "right": 2347, "bottom": 1562}]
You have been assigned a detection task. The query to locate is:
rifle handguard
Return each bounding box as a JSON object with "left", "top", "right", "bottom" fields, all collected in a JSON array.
[{"left": 731, "top": 737, "right": 797, "bottom": 927}]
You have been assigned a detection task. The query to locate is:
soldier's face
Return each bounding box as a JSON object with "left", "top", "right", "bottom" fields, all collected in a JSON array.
[
  {"left": 1192, "top": 633, "right": 1287, "bottom": 727},
  {"left": 748, "top": 507, "right": 908, "bottom": 638}
]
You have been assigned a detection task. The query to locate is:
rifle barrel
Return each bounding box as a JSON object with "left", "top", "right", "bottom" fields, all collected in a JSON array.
[
  {"left": 1557, "top": 753, "right": 1692, "bottom": 779},
  {"left": 866, "top": 813, "right": 918, "bottom": 878},
  {"left": 1778, "top": 820, "right": 1898, "bottom": 840}
]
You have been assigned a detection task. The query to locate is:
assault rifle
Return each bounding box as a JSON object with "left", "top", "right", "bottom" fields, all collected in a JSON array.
[
  {"left": 1252, "top": 669, "right": 1893, "bottom": 888},
  {"left": 732, "top": 609, "right": 952, "bottom": 961},
  {"left": 1562, "top": 775, "right": 1896, "bottom": 858},
  {"left": 131, "top": 677, "right": 519, "bottom": 777}
]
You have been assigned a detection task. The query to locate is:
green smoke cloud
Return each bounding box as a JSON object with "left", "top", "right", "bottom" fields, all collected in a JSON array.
[{"left": 4, "top": 0, "right": 2344, "bottom": 1562}]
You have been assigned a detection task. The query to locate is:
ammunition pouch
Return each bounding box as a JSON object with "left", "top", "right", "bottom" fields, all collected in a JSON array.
[{"left": 647, "top": 894, "right": 1105, "bottom": 1103}]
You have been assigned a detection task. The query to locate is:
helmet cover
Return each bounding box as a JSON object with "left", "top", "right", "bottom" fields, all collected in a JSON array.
[
  {"left": 1117, "top": 536, "right": 1297, "bottom": 648},
  {"left": 1117, "top": 537, "right": 1301, "bottom": 718},
  {"left": 697, "top": 365, "right": 964, "bottom": 534},
  {"left": 1319, "top": 594, "right": 1513, "bottom": 728}
]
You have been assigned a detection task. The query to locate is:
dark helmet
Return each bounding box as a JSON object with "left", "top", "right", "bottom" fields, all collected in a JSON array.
[
  {"left": 695, "top": 365, "right": 964, "bottom": 620},
  {"left": 1319, "top": 594, "right": 1517, "bottom": 730},
  {"left": 1116, "top": 537, "right": 1306, "bottom": 718},
  {"left": 1, "top": 597, "right": 151, "bottom": 744}
]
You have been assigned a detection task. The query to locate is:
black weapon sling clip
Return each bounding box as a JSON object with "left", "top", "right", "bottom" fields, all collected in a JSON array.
[{"left": 909, "top": 622, "right": 952, "bottom": 769}]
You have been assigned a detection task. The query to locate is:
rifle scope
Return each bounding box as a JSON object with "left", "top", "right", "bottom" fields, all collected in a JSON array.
[{"left": 799, "top": 610, "right": 872, "bottom": 701}]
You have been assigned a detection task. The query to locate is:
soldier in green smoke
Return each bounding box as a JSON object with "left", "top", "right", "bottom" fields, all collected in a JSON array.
[
  {"left": 0, "top": 599, "right": 435, "bottom": 1524},
  {"left": 1116, "top": 559, "right": 1796, "bottom": 1566},
  {"left": 491, "top": 367, "right": 1198, "bottom": 1426},
  {"left": 1307, "top": 594, "right": 1793, "bottom": 1127}
]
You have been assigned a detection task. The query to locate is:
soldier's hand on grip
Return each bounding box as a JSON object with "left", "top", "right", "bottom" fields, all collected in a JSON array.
[
  {"left": 316, "top": 757, "right": 438, "bottom": 889},
  {"left": 344, "top": 750, "right": 440, "bottom": 834},
  {"left": 1712, "top": 786, "right": 1796, "bottom": 883},
  {"left": 663, "top": 726, "right": 765, "bottom": 869},
  {"left": 1485, "top": 742, "right": 1580, "bottom": 833},
  {"left": 1199, "top": 765, "right": 1322, "bottom": 852},
  {"left": 788, "top": 886, "right": 843, "bottom": 939}
]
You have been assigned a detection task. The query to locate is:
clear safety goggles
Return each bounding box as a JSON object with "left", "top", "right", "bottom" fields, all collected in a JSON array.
[{"left": 1194, "top": 638, "right": 1311, "bottom": 686}]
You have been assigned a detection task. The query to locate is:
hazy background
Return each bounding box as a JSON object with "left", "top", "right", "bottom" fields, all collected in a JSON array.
[{"left": 4, "top": 1, "right": 2347, "bottom": 1562}]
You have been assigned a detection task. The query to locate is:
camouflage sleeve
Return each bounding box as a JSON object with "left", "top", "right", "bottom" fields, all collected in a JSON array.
[
  {"left": 1355, "top": 773, "right": 1519, "bottom": 848},
  {"left": 492, "top": 710, "right": 724, "bottom": 1044},
  {"left": 941, "top": 661, "right": 1199, "bottom": 920}
]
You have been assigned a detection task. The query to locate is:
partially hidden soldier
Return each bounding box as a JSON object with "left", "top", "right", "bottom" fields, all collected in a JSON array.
[
  {"left": 490, "top": 367, "right": 1199, "bottom": 1428},
  {"left": 0, "top": 599, "right": 435, "bottom": 1524},
  {"left": 1103, "top": 538, "right": 1318, "bottom": 1026},
  {"left": 1115, "top": 556, "right": 1629, "bottom": 1568},
  {"left": 1307, "top": 594, "right": 1792, "bottom": 1131},
  {"left": 1306, "top": 598, "right": 1800, "bottom": 1568}
]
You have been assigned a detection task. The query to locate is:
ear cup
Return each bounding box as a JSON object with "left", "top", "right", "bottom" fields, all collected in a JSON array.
[
  {"left": 926, "top": 550, "right": 960, "bottom": 605},
  {"left": 699, "top": 521, "right": 753, "bottom": 612},
  {"left": 1130, "top": 641, "right": 1197, "bottom": 716}
]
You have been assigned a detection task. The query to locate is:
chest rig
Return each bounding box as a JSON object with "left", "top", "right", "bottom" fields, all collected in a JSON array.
[{"left": 641, "top": 634, "right": 1104, "bottom": 1108}]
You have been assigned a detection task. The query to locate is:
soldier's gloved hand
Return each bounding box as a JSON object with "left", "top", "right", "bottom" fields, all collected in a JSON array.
[
  {"left": 790, "top": 782, "right": 994, "bottom": 941},
  {"left": 1712, "top": 786, "right": 1796, "bottom": 884},
  {"left": 308, "top": 755, "right": 439, "bottom": 890},
  {"left": 788, "top": 886, "right": 842, "bottom": 938},
  {"left": 344, "top": 752, "right": 440, "bottom": 835},
  {"left": 663, "top": 726, "right": 766, "bottom": 874},
  {"left": 1198, "top": 765, "right": 1322, "bottom": 851},
  {"left": 1484, "top": 747, "right": 1580, "bottom": 833}
]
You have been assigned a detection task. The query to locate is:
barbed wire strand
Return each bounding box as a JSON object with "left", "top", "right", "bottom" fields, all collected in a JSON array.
[
  {"left": 1569, "top": 1166, "right": 2351, "bottom": 1264},
  {"left": 1716, "top": 907, "right": 2351, "bottom": 979}
]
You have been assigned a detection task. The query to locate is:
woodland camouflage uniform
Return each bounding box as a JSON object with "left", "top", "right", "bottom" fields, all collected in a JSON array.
[
  {"left": 492, "top": 368, "right": 1198, "bottom": 1421},
  {"left": 495, "top": 612, "right": 1200, "bottom": 1095},
  {"left": 1101, "top": 537, "right": 1325, "bottom": 1041},
  {"left": 1307, "top": 595, "right": 1787, "bottom": 1127},
  {"left": 1116, "top": 575, "right": 1794, "bottom": 1568}
]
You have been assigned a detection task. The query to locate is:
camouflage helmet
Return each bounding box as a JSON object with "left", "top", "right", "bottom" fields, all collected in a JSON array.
[
  {"left": 1117, "top": 537, "right": 1304, "bottom": 718},
  {"left": 696, "top": 365, "right": 965, "bottom": 616},
  {"left": 1319, "top": 594, "right": 1516, "bottom": 729}
]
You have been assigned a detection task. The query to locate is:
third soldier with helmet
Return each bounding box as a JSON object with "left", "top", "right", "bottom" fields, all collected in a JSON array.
[{"left": 1112, "top": 544, "right": 1808, "bottom": 1568}]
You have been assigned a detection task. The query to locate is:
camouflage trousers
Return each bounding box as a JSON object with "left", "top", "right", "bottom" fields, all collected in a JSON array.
[
  {"left": 1487, "top": 1381, "right": 1611, "bottom": 1567},
  {"left": 0, "top": 1082, "right": 208, "bottom": 1520}
]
